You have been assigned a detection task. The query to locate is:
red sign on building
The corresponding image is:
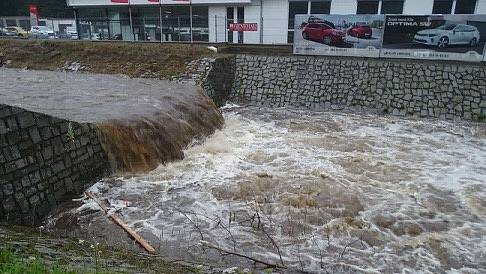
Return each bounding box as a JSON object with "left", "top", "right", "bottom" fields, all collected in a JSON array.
[
  {"left": 29, "top": 4, "right": 39, "bottom": 26},
  {"left": 229, "top": 23, "right": 258, "bottom": 32}
]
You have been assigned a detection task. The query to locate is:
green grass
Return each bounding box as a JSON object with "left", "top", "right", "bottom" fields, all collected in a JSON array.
[
  {"left": 0, "top": 247, "right": 83, "bottom": 274},
  {"left": 0, "top": 223, "right": 197, "bottom": 274}
]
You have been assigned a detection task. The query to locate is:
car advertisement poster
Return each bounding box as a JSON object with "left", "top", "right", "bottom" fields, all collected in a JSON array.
[
  {"left": 381, "top": 15, "right": 486, "bottom": 62},
  {"left": 293, "top": 14, "right": 385, "bottom": 57}
]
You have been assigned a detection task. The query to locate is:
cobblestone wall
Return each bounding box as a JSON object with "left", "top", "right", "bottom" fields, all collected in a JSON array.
[
  {"left": 176, "top": 57, "right": 235, "bottom": 107},
  {"left": 202, "top": 57, "right": 235, "bottom": 107},
  {"left": 0, "top": 104, "right": 110, "bottom": 225},
  {"left": 231, "top": 55, "right": 486, "bottom": 121}
]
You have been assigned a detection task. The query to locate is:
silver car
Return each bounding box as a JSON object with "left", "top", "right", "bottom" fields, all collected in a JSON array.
[
  {"left": 29, "top": 26, "right": 56, "bottom": 39},
  {"left": 414, "top": 24, "right": 480, "bottom": 48}
]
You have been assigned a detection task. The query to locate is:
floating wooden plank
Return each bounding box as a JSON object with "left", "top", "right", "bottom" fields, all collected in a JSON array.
[{"left": 85, "top": 191, "right": 156, "bottom": 254}]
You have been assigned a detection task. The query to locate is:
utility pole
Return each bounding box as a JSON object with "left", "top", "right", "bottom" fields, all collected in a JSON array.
[
  {"left": 159, "top": 0, "right": 163, "bottom": 42},
  {"left": 129, "top": 0, "right": 134, "bottom": 41},
  {"left": 259, "top": 0, "right": 263, "bottom": 44}
]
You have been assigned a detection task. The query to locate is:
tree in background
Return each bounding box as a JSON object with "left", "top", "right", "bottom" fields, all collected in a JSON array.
[{"left": 0, "top": 0, "right": 72, "bottom": 18}]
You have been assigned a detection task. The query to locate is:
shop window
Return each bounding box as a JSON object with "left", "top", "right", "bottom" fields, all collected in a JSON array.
[
  {"left": 455, "top": 0, "right": 477, "bottom": 14},
  {"left": 5, "top": 19, "right": 16, "bottom": 26},
  {"left": 192, "top": 6, "right": 209, "bottom": 42},
  {"left": 237, "top": 7, "right": 244, "bottom": 43},
  {"left": 160, "top": 6, "right": 191, "bottom": 42},
  {"left": 311, "top": 1, "right": 331, "bottom": 14},
  {"left": 289, "top": 1, "right": 309, "bottom": 30},
  {"left": 19, "top": 20, "right": 30, "bottom": 31},
  {"left": 288, "top": 1, "right": 309, "bottom": 43},
  {"left": 357, "top": 1, "right": 379, "bottom": 14},
  {"left": 432, "top": 0, "right": 454, "bottom": 14},
  {"left": 227, "top": 7, "right": 234, "bottom": 43},
  {"left": 381, "top": 0, "right": 404, "bottom": 14}
]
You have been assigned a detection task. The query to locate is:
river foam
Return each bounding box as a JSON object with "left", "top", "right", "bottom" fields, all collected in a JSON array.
[{"left": 50, "top": 105, "right": 486, "bottom": 273}]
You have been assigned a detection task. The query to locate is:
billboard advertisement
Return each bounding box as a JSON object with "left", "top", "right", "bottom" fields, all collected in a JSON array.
[
  {"left": 381, "top": 15, "right": 486, "bottom": 62},
  {"left": 484, "top": 42, "right": 486, "bottom": 62},
  {"left": 293, "top": 14, "right": 385, "bottom": 57}
]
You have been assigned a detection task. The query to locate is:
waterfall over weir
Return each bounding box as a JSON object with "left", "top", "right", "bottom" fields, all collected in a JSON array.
[
  {"left": 3, "top": 68, "right": 485, "bottom": 273},
  {"left": 0, "top": 68, "right": 224, "bottom": 172}
]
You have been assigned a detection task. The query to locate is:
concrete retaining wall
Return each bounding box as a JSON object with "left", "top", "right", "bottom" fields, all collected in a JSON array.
[
  {"left": 230, "top": 55, "right": 486, "bottom": 121},
  {"left": 0, "top": 104, "right": 110, "bottom": 225}
]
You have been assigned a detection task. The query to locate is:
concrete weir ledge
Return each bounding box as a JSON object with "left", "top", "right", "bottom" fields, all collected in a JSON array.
[{"left": 0, "top": 69, "right": 224, "bottom": 225}]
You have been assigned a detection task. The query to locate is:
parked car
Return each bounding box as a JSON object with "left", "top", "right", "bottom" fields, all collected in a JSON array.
[
  {"left": 5, "top": 26, "right": 28, "bottom": 38},
  {"left": 414, "top": 24, "right": 480, "bottom": 48},
  {"left": 348, "top": 22, "right": 372, "bottom": 38},
  {"left": 65, "top": 26, "right": 78, "bottom": 39},
  {"left": 0, "top": 28, "right": 18, "bottom": 37},
  {"left": 302, "top": 23, "right": 345, "bottom": 45},
  {"left": 300, "top": 16, "right": 335, "bottom": 29},
  {"left": 29, "top": 26, "right": 56, "bottom": 39}
]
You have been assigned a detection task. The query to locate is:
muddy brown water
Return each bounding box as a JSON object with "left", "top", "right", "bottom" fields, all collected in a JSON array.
[
  {"left": 2, "top": 68, "right": 485, "bottom": 273},
  {"left": 51, "top": 106, "right": 485, "bottom": 273},
  {"left": 0, "top": 68, "right": 223, "bottom": 172}
]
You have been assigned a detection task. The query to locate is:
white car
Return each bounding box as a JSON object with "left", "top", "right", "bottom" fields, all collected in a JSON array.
[
  {"left": 29, "top": 26, "right": 56, "bottom": 39},
  {"left": 65, "top": 26, "right": 78, "bottom": 39},
  {"left": 414, "top": 24, "right": 480, "bottom": 48}
]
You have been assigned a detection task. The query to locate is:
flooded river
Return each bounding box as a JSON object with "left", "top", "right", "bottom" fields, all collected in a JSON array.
[
  {"left": 50, "top": 105, "right": 486, "bottom": 273},
  {"left": 3, "top": 67, "right": 484, "bottom": 273}
]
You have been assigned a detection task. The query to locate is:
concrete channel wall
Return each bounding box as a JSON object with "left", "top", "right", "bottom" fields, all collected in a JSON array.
[
  {"left": 229, "top": 55, "right": 486, "bottom": 121},
  {"left": 0, "top": 104, "right": 110, "bottom": 225}
]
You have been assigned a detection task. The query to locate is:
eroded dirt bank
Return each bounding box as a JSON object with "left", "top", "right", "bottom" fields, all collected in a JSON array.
[{"left": 0, "top": 39, "right": 216, "bottom": 78}]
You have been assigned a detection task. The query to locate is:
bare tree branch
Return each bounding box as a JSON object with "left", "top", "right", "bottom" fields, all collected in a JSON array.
[{"left": 201, "top": 241, "right": 286, "bottom": 269}]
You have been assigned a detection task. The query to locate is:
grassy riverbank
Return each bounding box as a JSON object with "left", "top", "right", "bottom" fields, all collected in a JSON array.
[
  {"left": 0, "top": 224, "right": 197, "bottom": 274},
  {"left": 0, "top": 39, "right": 217, "bottom": 78}
]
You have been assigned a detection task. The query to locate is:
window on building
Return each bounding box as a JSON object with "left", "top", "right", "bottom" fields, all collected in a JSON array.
[
  {"left": 19, "top": 20, "right": 30, "bottom": 31},
  {"left": 5, "top": 19, "right": 16, "bottom": 26},
  {"left": 288, "top": 1, "right": 309, "bottom": 43},
  {"left": 192, "top": 6, "right": 209, "bottom": 42},
  {"left": 455, "top": 0, "right": 477, "bottom": 14},
  {"left": 357, "top": 1, "right": 379, "bottom": 14},
  {"left": 432, "top": 0, "right": 454, "bottom": 14},
  {"left": 381, "top": 0, "right": 404, "bottom": 14},
  {"left": 237, "top": 7, "right": 244, "bottom": 43},
  {"left": 311, "top": 1, "right": 331, "bottom": 14},
  {"left": 227, "top": 7, "right": 234, "bottom": 43},
  {"left": 289, "top": 1, "right": 309, "bottom": 29}
]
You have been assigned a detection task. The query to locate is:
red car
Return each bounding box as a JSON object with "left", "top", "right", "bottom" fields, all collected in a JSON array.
[
  {"left": 348, "top": 22, "right": 372, "bottom": 38},
  {"left": 302, "top": 23, "right": 345, "bottom": 45}
]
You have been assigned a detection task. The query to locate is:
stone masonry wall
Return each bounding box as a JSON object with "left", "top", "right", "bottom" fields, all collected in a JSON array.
[
  {"left": 231, "top": 55, "right": 486, "bottom": 121},
  {"left": 0, "top": 104, "right": 110, "bottom": 225},
  {"left": 202, "top": 57, "right": 236, "bottom": 107}
]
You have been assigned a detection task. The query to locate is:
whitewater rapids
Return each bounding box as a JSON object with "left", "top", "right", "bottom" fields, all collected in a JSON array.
[{"left": 48, "top": 105, "right": 486, "bottom": 273}]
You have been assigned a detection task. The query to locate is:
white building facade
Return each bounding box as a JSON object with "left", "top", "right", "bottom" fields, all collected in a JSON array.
[{"left": 67, "top": 0, "right": 485, "bottom": 43}]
